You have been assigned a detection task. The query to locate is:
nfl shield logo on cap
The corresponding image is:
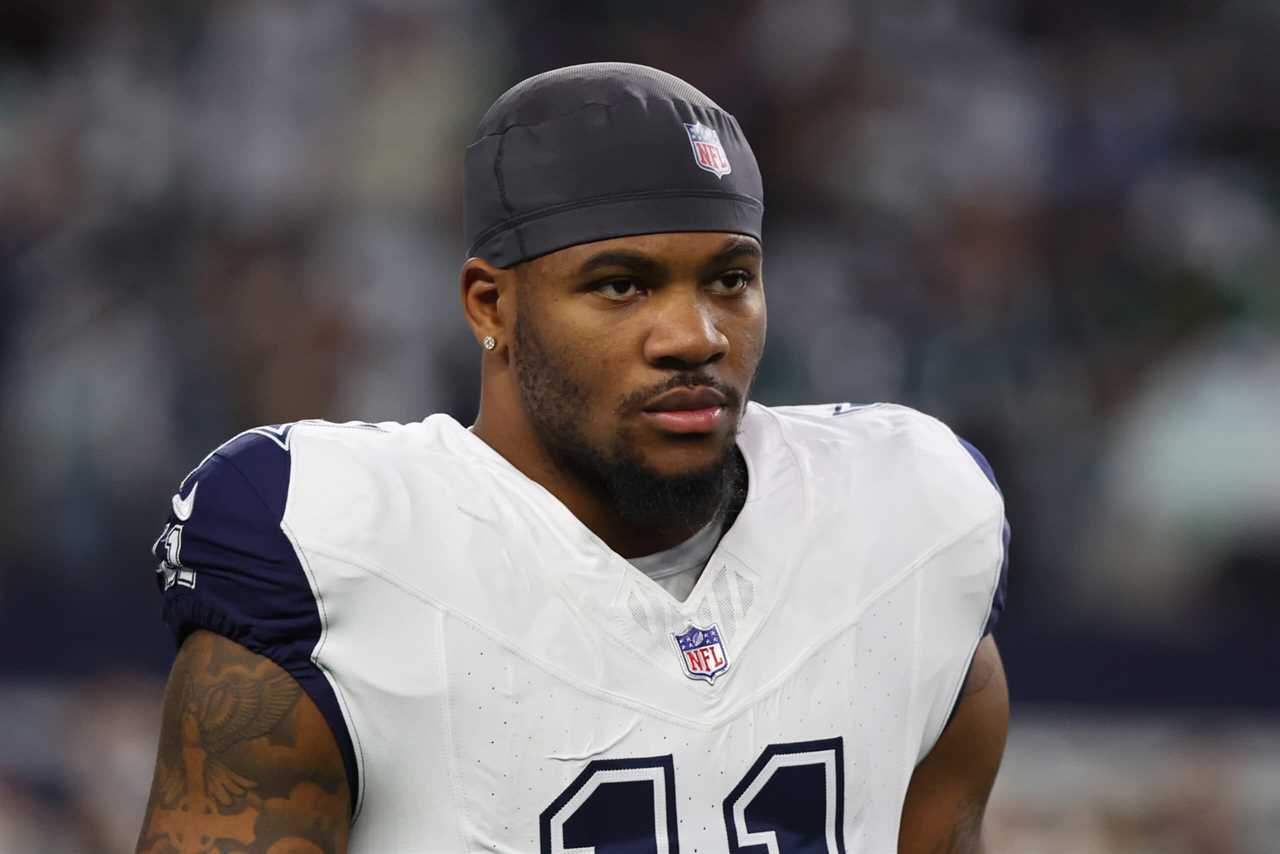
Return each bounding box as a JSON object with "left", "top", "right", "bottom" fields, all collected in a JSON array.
[
  {"left": 673, "top": 624, "right": 730, "bottom": 683},
  {"left": 683, "top": 122, "right": 732, "bottom": 178}
]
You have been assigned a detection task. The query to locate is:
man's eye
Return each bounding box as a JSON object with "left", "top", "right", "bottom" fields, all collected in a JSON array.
[
  {"left": 713, "top": 270, "right": 755, "bottom": 293},
  {"left": 594, "top": 279, "right": 643, "bottom": 300}
]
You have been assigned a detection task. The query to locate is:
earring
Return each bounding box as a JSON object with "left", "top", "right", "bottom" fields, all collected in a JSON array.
[{"left": 482, "top": 335, "right": 496, "bottom": 351}]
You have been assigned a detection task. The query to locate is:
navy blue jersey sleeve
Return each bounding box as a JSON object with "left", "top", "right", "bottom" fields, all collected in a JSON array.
[
  {"left": 956, "top": 438, "right": 1009, "bottom": 637},
  {"left": 152, "top": 425, "right": 359, "bottom": 811}
]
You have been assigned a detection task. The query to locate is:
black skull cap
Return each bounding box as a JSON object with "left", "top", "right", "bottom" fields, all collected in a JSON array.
[{"left": 464, "top": 62, "right": 763, "bottom": 267}]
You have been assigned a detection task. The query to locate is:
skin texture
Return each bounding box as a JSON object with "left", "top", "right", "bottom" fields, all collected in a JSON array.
[
  {"left": 461, "top": 231, "right": 767, "bottom": 557},
  {"left": 898, "top": 636, "right": 1010, "bottom": 854},
  {"left": 135, "top": 630, "right": 349, "bottom": 854}
]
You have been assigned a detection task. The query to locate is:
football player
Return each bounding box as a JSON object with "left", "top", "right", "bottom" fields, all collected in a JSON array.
[{"left": 137, "top": 63, "right": 1009, "bottom": 854}]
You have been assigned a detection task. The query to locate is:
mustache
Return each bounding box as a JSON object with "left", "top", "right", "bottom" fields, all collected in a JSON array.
[{"left": 617, "top": 372, "right": 742, "bottom": 415}]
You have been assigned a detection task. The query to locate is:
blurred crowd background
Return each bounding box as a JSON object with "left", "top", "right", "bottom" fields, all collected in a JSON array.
[{"left": 2, "top": 0, "right": 1277, "bottom": 851}]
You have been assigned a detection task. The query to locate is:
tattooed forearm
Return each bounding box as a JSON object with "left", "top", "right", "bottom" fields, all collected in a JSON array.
[{"left": 137, "top": 630, "right": 350, "bottom": 854}]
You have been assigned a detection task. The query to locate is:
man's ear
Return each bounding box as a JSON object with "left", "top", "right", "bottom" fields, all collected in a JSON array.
[{"left": 460, "top": 257, "right": 513, "bottom": 353}]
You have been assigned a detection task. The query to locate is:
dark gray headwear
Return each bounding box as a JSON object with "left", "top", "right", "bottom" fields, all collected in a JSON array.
[{"left": 464, "top": 62, "right": 764, "bottom": 267}]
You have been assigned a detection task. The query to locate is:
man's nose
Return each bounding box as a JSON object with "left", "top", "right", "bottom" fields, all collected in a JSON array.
[{"left": 642, "top": 290, "right": 729, "bottom": 370}]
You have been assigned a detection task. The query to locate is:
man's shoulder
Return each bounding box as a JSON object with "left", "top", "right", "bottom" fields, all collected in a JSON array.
[
  {"left": 167, "top": 417, "right": 459, "bottom": 534},
  {"left": 750, "top": 400, "right": 1003, "bottom": 522},
  {"left": 155, "top": 415, "right": 471, "bottom": 588},
  {"left": 191, "top": 416, "right": 455, "bottom": 487},
  {"left": 755, "top": 400, "right": 975, "bottom": 463},
  {"left": 749, "top": 401, "right": 1009, "bottom": 653}
]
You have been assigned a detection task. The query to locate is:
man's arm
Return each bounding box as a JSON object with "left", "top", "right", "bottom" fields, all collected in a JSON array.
[
  {"left": 898, "top": 635, "right": 1009, "bottom": 854},
  {"left": 136, "top": 629, "right": 351, "bottom": 854}
]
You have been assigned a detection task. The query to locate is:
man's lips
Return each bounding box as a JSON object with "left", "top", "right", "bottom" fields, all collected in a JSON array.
[
  {"left": 643, "top": 387, "right": 727, "bottom": 412},
  {"left": 641, "top": 387, "right": 730, "bottom": 433},
  {"left": 641, "top": 407, "right": 726, "bottom": 433}
]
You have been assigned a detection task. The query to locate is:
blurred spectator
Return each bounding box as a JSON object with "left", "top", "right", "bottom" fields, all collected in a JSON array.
[{"left": 1085, "top": 326, "right": 1280, "bottom": 638}]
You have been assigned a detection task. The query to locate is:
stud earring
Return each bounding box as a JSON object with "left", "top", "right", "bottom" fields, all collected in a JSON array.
[{"left": 482, "top": 335, "right": 496, "bottom": 351}]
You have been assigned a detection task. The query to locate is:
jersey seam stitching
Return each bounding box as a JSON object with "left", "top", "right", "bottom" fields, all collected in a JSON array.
[
  {"left": 716, "top": 512, "right": 1007, "bottom": 726},
  {"left": 290, "top": 511, "right": 1002, "bottom": 731},
  {"left": 284, "top": 519, "right": 370, "bottom": 824},
  {"left": 842, "top": 513, "right": 1004, "bottom": 636},
  {"left": 288, "top": 540, "right": 736, "bottom": 729}
]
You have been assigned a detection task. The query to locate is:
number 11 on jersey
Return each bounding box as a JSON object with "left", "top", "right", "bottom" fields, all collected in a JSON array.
[{"left": 540, "top": 738, "right": 845, "bottom": 854}]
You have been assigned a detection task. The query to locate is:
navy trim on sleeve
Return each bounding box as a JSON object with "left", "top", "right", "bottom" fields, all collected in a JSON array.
[
  {"left": 957, "top": 438, "right": 1009, "bottom": 637},
  {"left": 153, "top": 425, "right": 360, "bottom": 813}
]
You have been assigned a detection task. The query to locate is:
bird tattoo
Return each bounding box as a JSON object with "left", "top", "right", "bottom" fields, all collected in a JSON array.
[{"left": 145, "top": 662, "right": 301, "bottom": 854}]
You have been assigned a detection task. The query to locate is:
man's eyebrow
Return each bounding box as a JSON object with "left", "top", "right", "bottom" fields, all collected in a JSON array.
[
  {"left": 704, "top": 237, "right": 762, "bottom": 269},
  {"left": 575, "top": 237, "right": 761, "bottom": 277},
  {"left": 576, "top": 250, "right": 665, "bottom": 277}
]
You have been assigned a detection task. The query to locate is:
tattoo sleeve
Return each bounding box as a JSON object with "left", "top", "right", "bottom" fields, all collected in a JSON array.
[{"left": 136, "top": 630, "right": 350, "bottom": 854}]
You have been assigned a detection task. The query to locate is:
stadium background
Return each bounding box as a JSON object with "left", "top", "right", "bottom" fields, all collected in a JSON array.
[{"left": 2, "top": 1, "right": 1278, "bottom": 851}]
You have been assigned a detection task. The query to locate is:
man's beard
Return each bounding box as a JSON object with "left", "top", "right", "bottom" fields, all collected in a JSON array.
[{"left": 512, "top": 306, "right": 745, "bottom": 533}]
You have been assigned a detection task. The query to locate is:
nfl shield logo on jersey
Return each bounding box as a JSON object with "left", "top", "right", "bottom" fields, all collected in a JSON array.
[
  {"left": 683, "top": 122, "right": 732, "bottom": 178},
  {"left": 673, "top": 624, "right": 730, "bottom": 684}
]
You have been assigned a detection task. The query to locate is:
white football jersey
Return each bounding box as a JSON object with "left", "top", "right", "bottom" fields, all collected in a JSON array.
[{"left": 153, "top": 401, "right": 1007, "bottom": 853}]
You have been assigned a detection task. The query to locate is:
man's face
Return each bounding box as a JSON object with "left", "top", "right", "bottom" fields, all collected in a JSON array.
[{"left": 511, "top": 231, "right": 766, "bottom": 524}]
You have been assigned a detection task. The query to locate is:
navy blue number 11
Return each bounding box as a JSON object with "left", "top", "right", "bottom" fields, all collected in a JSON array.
[
  {"left": 539, "top": 738, "right": 845, "bottom": 854},
  {"left": 539, "top": 756, "right": 679, "bottom": 853},
  {"left": 724, "top": 738, "right": 846, "bottom": 854}
]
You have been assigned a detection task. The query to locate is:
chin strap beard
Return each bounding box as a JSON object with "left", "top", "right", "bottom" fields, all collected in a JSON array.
[{"left": 600, "top": 441, "right": 743, "bottom": 532}]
